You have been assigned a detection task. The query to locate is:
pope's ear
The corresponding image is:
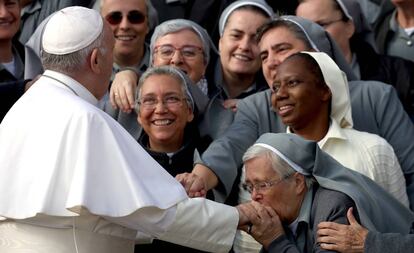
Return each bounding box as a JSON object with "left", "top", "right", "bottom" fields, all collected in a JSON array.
[{"left": 90, "top": 48, "right": 100, "bottom": 74}]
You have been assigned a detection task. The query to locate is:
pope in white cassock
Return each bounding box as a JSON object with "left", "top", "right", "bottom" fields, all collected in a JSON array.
[{"left": 0, "top": 6, "right": 246, "bottom": 253}]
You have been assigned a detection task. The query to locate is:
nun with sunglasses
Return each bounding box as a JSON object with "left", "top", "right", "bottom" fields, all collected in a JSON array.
[
  {"left": 0, "top": 7, "right": 251, "bottom": 253},
  {"left": 100, "top": 0, "right": 158, "bottom": 80},
  {"left": 22, "top": 0, "right": 158, "bottom": 83}
]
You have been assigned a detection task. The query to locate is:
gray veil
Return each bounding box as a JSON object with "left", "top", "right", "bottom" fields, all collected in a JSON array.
[{"left": 280, "top": 15, "right": 357, "bottom": 81}]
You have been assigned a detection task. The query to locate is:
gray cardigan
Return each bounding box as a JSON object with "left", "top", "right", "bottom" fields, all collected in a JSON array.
[
  {"left": 365, "top": 231, "right": 414, "bottom": 253},
  {"left": 262, "top": 186, "right": 355, "bottom": 253}
]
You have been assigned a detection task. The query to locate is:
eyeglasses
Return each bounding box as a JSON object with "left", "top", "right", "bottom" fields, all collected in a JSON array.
[
  {"left": 137, "top": 95, "right": 187, "bottom": 111},
  {"left": 153, "top": 45, "right": 203, "bottom": 60},
  {"left": 316, "top": 18, "right": 344, "bottom": 28},
  {"left": 242, "top": 175, "right": 292, "bottom": 194},
  {"left": 105, "top": 10, "right": 146, "bottom": 25}
]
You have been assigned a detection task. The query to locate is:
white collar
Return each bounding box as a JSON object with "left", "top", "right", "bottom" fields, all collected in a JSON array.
[
  {"left": 43, "top": 70, "right": 99, "bottom": 106},
  {"left": 286, "top": 118, "right": 347, "bottom": 148},
  {"left": 317, "top": 118, "right": 348, "bottom": 148}
]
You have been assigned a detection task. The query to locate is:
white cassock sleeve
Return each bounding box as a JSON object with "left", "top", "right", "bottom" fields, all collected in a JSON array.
[{"left": 106, "top": 198, "right": 239, "bottom": 253}]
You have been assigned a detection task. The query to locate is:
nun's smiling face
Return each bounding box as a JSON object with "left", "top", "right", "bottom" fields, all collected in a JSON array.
[
  {"left": 219, "top": 9, "right": 269, "bottom": 77},
  {"left": 258, "top": 26, "right": 310, "bottom": 88},
  {"left": 137, "top": 74, "right": 194, "bottom": 153},
  {"left": 271, "top": 55, "right": 330, "bottom": 131},
  {"left": 152, "top": 29, "right": 206, "bottom": 84}
]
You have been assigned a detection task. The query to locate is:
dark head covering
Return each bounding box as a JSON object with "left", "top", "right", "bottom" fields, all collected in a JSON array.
[
  {"left": 145, "top": 0, "right": 159, "bottom": 31},
  {"left": 279, "top": 15, "right": 357, "bottom": 81},
  {"left": 150, "top": 18, "right": 218, "bottom": 66},
  {"left": 253, "top": 132, "right": 414, "bottom": 234},
  {"left": 219, "top": 0, "right": 275, "bottom": 36}
]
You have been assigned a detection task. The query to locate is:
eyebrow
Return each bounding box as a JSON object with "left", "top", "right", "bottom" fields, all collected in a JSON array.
[
  {"left": 228, "top": 28, "right": 244, "bottom": 34},
  {"left": 271, "top": 42, "right": 291, "bottom": 50},
  {"left": 232, "top": 27, "right": 258, "bottom": 36},
  {"left": 260, "top": 42, "right": 290, "bottom": 56},
  {"left": 142, "top": 91, "right": 182, "bottom": 96},
  {"left": 155, "top": 44, "right": 203, "bottom": 50}
]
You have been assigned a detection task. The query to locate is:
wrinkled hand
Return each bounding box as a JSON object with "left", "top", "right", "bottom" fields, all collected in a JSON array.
[
  {"left": 110, "top": 70, "right": 138, "bottom": 113},
  {"left": 222, "top": 99, "right": 239, "bottom": 112},
  {"left": 175, "top": 172, "right": 207, "bottom": 198},
  {"left": 236, "top": 201, "right": 259, "bottom": 230},
  {"left": 237, "top": 201, "right": 284, "bottom": 249},
  {"left": 317, "top": 207, "right": 367, "bottom": 253}
]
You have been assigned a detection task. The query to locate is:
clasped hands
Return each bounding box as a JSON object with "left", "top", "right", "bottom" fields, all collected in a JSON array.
[
  {"left": 236, "top": 201, "right": 285, "bottom": 249},
  {"left": 175, "top": 171, "right": 285, "bottom": 249}
]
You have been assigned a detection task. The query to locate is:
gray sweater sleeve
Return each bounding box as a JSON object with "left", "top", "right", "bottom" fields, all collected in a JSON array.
[
  {"left": 198, "top": 97, "right": 263, "bottom": 196},
  {"left": 261, "top": 235, "right": 300, "bottom": 253},
  {"left": 198, "top": 90, "right": 286, "bottom": 197}
]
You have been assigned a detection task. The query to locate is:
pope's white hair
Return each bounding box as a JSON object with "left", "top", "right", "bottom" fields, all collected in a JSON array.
[{"left": 41, "top": 25, "right": 106, "bottom": 73}]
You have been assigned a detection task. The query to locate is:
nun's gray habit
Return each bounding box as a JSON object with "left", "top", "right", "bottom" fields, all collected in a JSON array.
[{"left": 254, "top": 132, "right": 414, "bottom": 234}]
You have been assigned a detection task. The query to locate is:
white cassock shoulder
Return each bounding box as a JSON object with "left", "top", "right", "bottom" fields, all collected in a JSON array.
[{"left": 0, "top": 79, "right": 187, "bottom": 219}]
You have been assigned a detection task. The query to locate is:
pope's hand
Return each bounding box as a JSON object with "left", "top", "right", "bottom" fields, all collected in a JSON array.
[{"left": 175, "top": 172, "right": 207, "bottom": 198}]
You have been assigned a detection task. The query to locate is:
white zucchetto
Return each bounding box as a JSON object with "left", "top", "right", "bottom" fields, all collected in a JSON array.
[{"left": 42, "top": 6, "right": 103, "bottom": 55}]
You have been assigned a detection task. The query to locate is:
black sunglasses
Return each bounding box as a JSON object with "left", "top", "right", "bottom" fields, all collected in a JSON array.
[{"left": 105, "top": 10, "right": 146, "bottom": 25}]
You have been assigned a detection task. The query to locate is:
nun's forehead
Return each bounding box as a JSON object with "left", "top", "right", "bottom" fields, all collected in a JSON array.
[
  {"left": 219, "top": 1, "right": 274, "bottom": 36},
  {"left": 278, "top": 53, "right": 321, "bottom": 75}
]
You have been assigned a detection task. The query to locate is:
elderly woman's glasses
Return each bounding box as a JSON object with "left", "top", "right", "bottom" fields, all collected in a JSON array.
[
  {"left": 105, "top": 10, "right": 146, "bottom": 25},
  {"left": 137, "top": 95, "right": 187, "bottom": 111},
  {"left": 154, "top": 45, "right": 203, "bottom": 60},
  {"left": 242, "top": 175, "right": 292, "bottom": 194}
]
